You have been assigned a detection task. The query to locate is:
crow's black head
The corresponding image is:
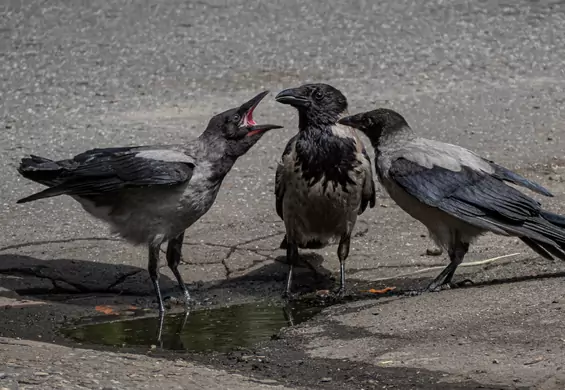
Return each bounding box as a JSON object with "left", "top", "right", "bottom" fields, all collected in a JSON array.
[
  {"left": 338, "top": 108, "right": 410, "bottom": 143},
  {"left": 203, "top": 90, "right": 283, "bottom": 157},
  {"left": 275, "top": 83, "right": 348, "bottom": 128}
]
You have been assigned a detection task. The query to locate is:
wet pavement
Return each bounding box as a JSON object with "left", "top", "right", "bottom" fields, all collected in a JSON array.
[{"left": 2, "top": 0, "right": 565, "bottom": 389}]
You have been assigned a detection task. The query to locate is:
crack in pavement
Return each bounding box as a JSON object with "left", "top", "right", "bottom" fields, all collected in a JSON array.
[
  {"left": 105, "top": 269, "right": 147, "bottom": 291},
  {"left": 0, "top": 266, "right": 145, "bottom": 295},
  {"left": 0, "top": 267, "right": 91, "bottom": 293},
  {"left": 0, "top": 237, "right": 123, "bottom": 253},
  {"left": 218, "top": 232, "right": 284, "bottom": 279}
]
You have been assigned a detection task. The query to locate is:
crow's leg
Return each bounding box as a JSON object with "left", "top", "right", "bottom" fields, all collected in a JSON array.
[
  {"left": 335, "top": 234, "right": 351, "bottom": 297},
  {"left": 425, "top": 241, "right": 469, "bottom": 292},
  {"left": 282, "top": 305, "right": 296, "bottom": 326},
  {"left": 166, "top": 231, "right": 191, "bottom": 309},
  {"left": 157, "top": 310, "right": 165, "bottom": 345},
  {"left": 148, "top": 244, "right": 165, "bottom": 315},
  {"left": 283, "top": 240, "right": 299, "bottom": 299}
]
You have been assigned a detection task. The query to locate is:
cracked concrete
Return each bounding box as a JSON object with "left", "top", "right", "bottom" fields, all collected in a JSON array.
[{"left": 2, "top": 0, "right": 565, "bottom": 388}]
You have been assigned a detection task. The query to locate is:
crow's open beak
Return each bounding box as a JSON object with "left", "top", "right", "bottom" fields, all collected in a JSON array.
[
  {"left": 246, "top": 124, "right": 283, "bottom": 137},
  {"left": 240, "top": 91, "right": 283, "bottom": 137}
]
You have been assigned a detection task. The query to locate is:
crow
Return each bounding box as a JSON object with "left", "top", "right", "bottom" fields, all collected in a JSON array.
[
  {"left": 17, "top": 91, "right": 282, "bottom": 313},
  {"left": 338, "top": 108, "right": 565, "bottom": 293},
  {"left": 274, "top": 83, "right": 376, "bottom": 297}
]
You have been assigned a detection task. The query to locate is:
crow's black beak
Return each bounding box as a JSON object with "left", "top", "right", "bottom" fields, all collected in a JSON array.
[
  {"left": 240, "top": 91, "right": 283, "bottom": 137},
  {"left": 275, "top": 88, "right": 311, "bottom": 107},
  {"left": 337, "top": 115, "right": 358, "bottom": 128},
  {"left": 240, "top": 90, "right": 270, "bottom": 116},
  {"left": 246, "top": 124, "right": 284, "bottom": 137}
]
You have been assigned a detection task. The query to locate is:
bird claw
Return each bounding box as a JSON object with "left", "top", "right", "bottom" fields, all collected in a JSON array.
[
  {"left": 402, "top": 289, "right": 424, "bottom": 297},
  {"left": 332, "top": 287, "right": 346, "bottom": 299},
  {"left": 405, "top": 278, "right": 475, "bottom": 296},
  {"left": 452, "top": 278, "right": 475, "bottom": 288},
  {"left": 437, "top": 279, "right": 475, "bottom": 291},
  {"left": 282, "top": 290, "right": 298, "bottom": 301}
]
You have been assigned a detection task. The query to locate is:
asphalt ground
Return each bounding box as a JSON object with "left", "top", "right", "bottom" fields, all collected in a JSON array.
[{"left": 1, "top": 0, "right": 565, "bottom": 389}]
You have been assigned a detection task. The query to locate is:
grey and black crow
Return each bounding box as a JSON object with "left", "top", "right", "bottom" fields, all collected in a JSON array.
[
  {"left": 17, "top": 91, "right": 282, "bottom": 313},
  {"left": 274, "top": 83, "right": 376, "bottom": 297},
  {"left": 338, "top": 108, "right": 565, "bottom": 293}
]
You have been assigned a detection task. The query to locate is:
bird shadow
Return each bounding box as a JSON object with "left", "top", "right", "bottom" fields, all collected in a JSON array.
[
  {"left": 211, "top": 252, "right": 344, "bottom": 299},
  {"left": 0, "top": 253, "right": 175, "bottom": 299},
  {"left": 0, "top": 251, "right": 338, "bottom": 307},
  {"left": 2, "top": 251, "right": 564, "bottom": 311}
]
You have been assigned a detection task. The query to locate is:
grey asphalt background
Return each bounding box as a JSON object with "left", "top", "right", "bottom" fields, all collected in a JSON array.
[{"left": 1, "top": 0, "right": 565, "bottom": 389}]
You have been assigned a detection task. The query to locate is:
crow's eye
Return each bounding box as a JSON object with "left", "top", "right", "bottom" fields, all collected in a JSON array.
[
  {"left": 233, "top": 114, "right": 241, "bottom": 122},
  {"left": 314, "top": 89, "right": 324, "bottom": 100}
]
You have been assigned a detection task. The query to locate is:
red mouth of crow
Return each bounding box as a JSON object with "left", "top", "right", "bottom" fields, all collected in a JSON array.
[
  {"left": 242, "top": 106, "right": 257, "bottom": 127},
  {"left": 243, "top": 103, "right": 265, "bottom": 137}
]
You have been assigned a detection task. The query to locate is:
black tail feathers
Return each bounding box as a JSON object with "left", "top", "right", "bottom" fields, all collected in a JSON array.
[
  {"left": 17, "top": 155, "right": 71, "bottom": 203},
  {"left": 540, "top": 210, "right": 565, "bottom": 229},
  {"left": 520, "top": 211, "right": 565, "bottom": 262},
  {"left": 17, "top": 155, "right": 65, "bottom": 184}
]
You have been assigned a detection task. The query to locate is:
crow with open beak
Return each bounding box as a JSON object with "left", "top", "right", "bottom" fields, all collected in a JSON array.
[
  {"left": 339, "top": 108, "right": 565, "bottom": 293},
  {"left": 275, "top": 83, "right": 376, "bottom": 297},
  {"left": 17, "top": 91, "right": 282, "bottom": 313}
]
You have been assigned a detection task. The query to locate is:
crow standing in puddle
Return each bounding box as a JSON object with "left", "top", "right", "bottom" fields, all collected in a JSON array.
[
  {"left": 17, "top": 91, "right": 282, "bottom": 314},
  {"left": 339, "top": 108, "right": 565, "bottom": 293},
  {"left": 275, "top": 83, "right": 376, "bottom": 297}
]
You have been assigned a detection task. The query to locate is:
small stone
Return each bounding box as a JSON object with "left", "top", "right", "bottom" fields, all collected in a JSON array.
[
  {"left": 0, "top": 373, "right": 6, "bottom": 379},
  {"left": 426, "top": 247, "right": 443, "bottom": 256},
  {"left": 34, "top": 372, "right": 49, "bottom": 376},
  {"left": 320, "top": 377, "right": 332, "bottom": 382},
  {"left": 492, "top": 359, "right": 500, "bottom": 364}
]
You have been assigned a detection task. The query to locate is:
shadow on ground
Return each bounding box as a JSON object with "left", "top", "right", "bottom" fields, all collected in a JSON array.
[
  {"left": 3, "top": 251, "right": 565, "bottom": 311},
  {"left": 0, "top": 251, "right": 342, "bottom": 306}
]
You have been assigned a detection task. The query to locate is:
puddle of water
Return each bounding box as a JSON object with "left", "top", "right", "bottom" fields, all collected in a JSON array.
[{"left": 61, "top": 301, "right": 323, "bottom": 353}]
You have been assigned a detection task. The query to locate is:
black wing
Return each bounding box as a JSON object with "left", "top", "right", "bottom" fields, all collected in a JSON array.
[
  {"left": 389, "top": 158, "right": 542, "bottom": 227},
  {"left": 17, "top": 149, "right": 194, "bottom": 203},
  {"left": 275, "top": 135, "right": 297, "bottom": 220},
  {"left": 484, "top": 159, "right": 553, "bottom": 197}
]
